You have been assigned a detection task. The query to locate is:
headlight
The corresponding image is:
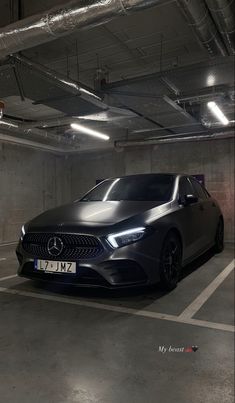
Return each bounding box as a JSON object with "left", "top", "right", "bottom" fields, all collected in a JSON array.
[
  {"left": 20, "top": 225, "right": 25, "bottom": 240},
  {"left": 107, "top": 227, "right": 147, "bottom": 248}
]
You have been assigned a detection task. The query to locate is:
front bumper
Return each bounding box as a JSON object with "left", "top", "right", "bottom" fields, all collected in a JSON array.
[{"left": 16, "top": 232, "right": 162, "bottom": 288}]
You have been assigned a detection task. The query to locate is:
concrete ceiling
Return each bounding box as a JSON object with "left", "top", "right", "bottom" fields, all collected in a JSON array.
[
  {"left": 0, "top": 0, "right": 210, "bottom": 85},
  {"left": 0, "top": 0, "right": 234, "bottom": 152}
]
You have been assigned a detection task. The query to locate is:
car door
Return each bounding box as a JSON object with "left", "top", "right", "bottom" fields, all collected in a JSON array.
[
  {"left": 189, "top": 178, "right": 216, "bottom": 248},
  {"left": 178, "top": 176, "right": 205, "bottom": 261}
]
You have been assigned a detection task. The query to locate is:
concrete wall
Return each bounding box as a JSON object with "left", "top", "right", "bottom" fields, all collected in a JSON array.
[
  {"left": 71, "top": 138, "right": 234, "bottom": 241},
  {"left": 0, "top": 143, "right": 70, "bottom": 244},
  {"left": 1, "top": 138, "right": 233, "bottom": 243}
]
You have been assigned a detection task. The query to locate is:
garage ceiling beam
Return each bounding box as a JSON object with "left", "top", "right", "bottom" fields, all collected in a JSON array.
[
  {"left": 0, "top": 0, "right": 169, "bottom": 59},
  {"left": 0, "top": 132, "right": 69, "bottom": 154}
]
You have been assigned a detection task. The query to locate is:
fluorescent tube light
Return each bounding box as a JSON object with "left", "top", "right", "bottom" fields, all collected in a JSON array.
[
  {"left": 71, "top": 123, "right": 110, "bottom": 141},
  {"left": 207, "top": 74, "right": 215, "bottom": 86},
  {"left": 207, "top": 102, "right": 229, "bottom": 126}
]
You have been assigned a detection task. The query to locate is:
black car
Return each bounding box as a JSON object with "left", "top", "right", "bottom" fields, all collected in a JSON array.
[{"left": 16, "top": 174, "right": 224, "bottom": 290}]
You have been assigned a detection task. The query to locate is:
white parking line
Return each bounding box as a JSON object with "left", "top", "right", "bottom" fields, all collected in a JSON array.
[
  {"left": 0, "top": 285, "right": 234, "bottom": 333},
  {"left": 0, "top": 258, "right": 6, "bottom": 261},
  {"left": 0, "top": 242, "right": 17, "bottom": 247},
  {"left": 0, "top": 274, "right": 17, "bottom": 282},
  {"left": 179, "top": 259, "right": 235, "bottom": 320}
]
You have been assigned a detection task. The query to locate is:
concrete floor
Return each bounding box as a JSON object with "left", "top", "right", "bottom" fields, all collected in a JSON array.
[{"left": 0, "top": 244, "right": 234, "bottom": 403}]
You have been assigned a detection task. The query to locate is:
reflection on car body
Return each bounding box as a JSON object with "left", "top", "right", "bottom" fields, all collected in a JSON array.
[{"left": 17, "top": 174, "right": 224, "bottom": 291}]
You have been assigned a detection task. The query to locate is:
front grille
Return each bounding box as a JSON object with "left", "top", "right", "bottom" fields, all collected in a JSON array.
[{"left": 22, "top": 233, "right": 103, "bottom": 260}]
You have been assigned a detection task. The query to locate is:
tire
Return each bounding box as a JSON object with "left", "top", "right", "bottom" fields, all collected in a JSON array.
[
  {"left": 214, "top": 218, "right": 224, "bottom": 253},
  {"left": 159, "top": 232, "right": 182, "bottom": 291}
]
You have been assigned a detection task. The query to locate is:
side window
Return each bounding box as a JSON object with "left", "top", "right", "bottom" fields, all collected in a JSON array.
[
  {"left": 190, "top": 179, "right": 208, "bottom": 200},
  {"left": 178, "top": 177, "right": 195, "bottom": 203}
]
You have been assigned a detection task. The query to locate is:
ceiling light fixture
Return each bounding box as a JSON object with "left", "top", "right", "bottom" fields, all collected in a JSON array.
[
  {"left": 0, "top": 100, "right": 5, "bottom": 119},
  {"left": 207, "top": 101, "right": 229, "bottom": 126},
  {"left": 70, "top": 123, "right": 110, "bottom": 141},
  {"left": 207, "top": 74, "right": 215, "bottom": 86}
]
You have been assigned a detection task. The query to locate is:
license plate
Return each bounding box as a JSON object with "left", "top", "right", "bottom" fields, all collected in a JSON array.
[{"left": 35, "top": 259, "right": 76, "bottom": 274}]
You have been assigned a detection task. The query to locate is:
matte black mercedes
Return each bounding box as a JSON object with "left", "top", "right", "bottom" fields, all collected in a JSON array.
[{"left": 16, "top": 174, "right": 224, "bottom": 290}]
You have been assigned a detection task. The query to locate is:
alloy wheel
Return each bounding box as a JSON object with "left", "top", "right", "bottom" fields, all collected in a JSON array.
[
  {"left": 160, "top": 235, "right": 182, "bottom": 290},
  {"left": 215, "top": 219, "right": 224, "bottom": 252}
]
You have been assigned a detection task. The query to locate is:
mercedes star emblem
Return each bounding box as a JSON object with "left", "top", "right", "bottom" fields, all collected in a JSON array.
[{"left": 47, "top": 236, "right": 64, "bottom": 257}]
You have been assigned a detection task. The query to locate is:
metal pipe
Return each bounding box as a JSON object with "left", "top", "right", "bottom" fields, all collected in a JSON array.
[
  {"left": 177, "top": 0, "right": 228, "bottom": 56},
  {"left": 0, "top": 118, "right": 75, "bottom": 146},
  {"left": 205, "top": 0, "right": 235, "bottom": 54},
  {"left": 0, "top": 0, "right": 168, "bottom": 59},
  {"left": 19, "top": 108, "right": 137, "bottom": 129},
  {"left": 132, "top": 120, "right": 234, "bottom": 134},
  {"left": 20, "top": 116, "right": 105, "bottom": 129},
  {"left": 22, "top": 116, "right": 79, "bottom": 129},
  {"left": 115, "top": 130, "right": 234, "bottom": 147}
]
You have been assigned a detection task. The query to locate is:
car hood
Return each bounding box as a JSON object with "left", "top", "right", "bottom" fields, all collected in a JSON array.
[{"left": 27, "top": 200, "right": 168, "bottom": 232}]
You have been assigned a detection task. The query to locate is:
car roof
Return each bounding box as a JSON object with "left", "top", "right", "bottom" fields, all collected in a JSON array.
[{"left": 106, "top": 173, "right": 181, "bottom": 180}]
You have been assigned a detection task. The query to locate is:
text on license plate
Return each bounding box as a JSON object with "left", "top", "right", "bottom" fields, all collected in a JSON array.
[{"left": 35, "top": 259, "right": 76, "bottom": 274}]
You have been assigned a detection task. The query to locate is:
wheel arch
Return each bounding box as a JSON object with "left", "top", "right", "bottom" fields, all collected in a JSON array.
[{"left": 164, "top": 227, "right": 183, "bottom": 253}]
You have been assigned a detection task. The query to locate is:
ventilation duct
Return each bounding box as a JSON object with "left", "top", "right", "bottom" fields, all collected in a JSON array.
[
  {"left": 205, "top": 0, "right": 235, "bottom": 54},
  {"left": 22, "top": 117, "right": 80, "bottom": 130},
  {"left": 177, "top": 0, "right": 228, "bottom": 56},
  {"left": 0, "top": 0, "right": 231, "bottom": 62},
  {"left": 18, "top": 112, "right": 136, "bottom": 130},
  {"left": 0, "top": 0, "right": 168, "bottom": 59},
  {"left": 10, "top": 55, "right": 138, "bottom": 116},
  {"left": 0, "top": 118, "right": 75, "bottom": 146},
  {"left": 11, "top": 54, "right": 104, "bottom": 106}
]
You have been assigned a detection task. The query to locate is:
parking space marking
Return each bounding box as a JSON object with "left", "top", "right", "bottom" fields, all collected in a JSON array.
[
  {"left": 0, "top": 242, "right": 17, "bottom": 247},
  {"left": 0, "top": 285, "right": 234, "bottom": 333},
  {"left": 176, "top": 317, "right": 234, "bottom": 332},
  {"left": 179, "top": 259, "right": 235, "bottom": 320},
  {"left": 0, "top": 274, "right": 17, "bottom": 282},
  {"left": 0, "top": 258, "right": 6, "bottom": 261}
]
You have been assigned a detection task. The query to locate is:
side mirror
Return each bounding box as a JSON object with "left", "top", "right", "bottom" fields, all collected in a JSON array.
[{"left": 184, "top": 194, "right": 198, "bottom": 205}]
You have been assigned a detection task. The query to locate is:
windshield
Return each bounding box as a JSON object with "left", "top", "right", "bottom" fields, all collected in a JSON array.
[{"left": 80, "top": 174, "right": 175, "bottom": 202}]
